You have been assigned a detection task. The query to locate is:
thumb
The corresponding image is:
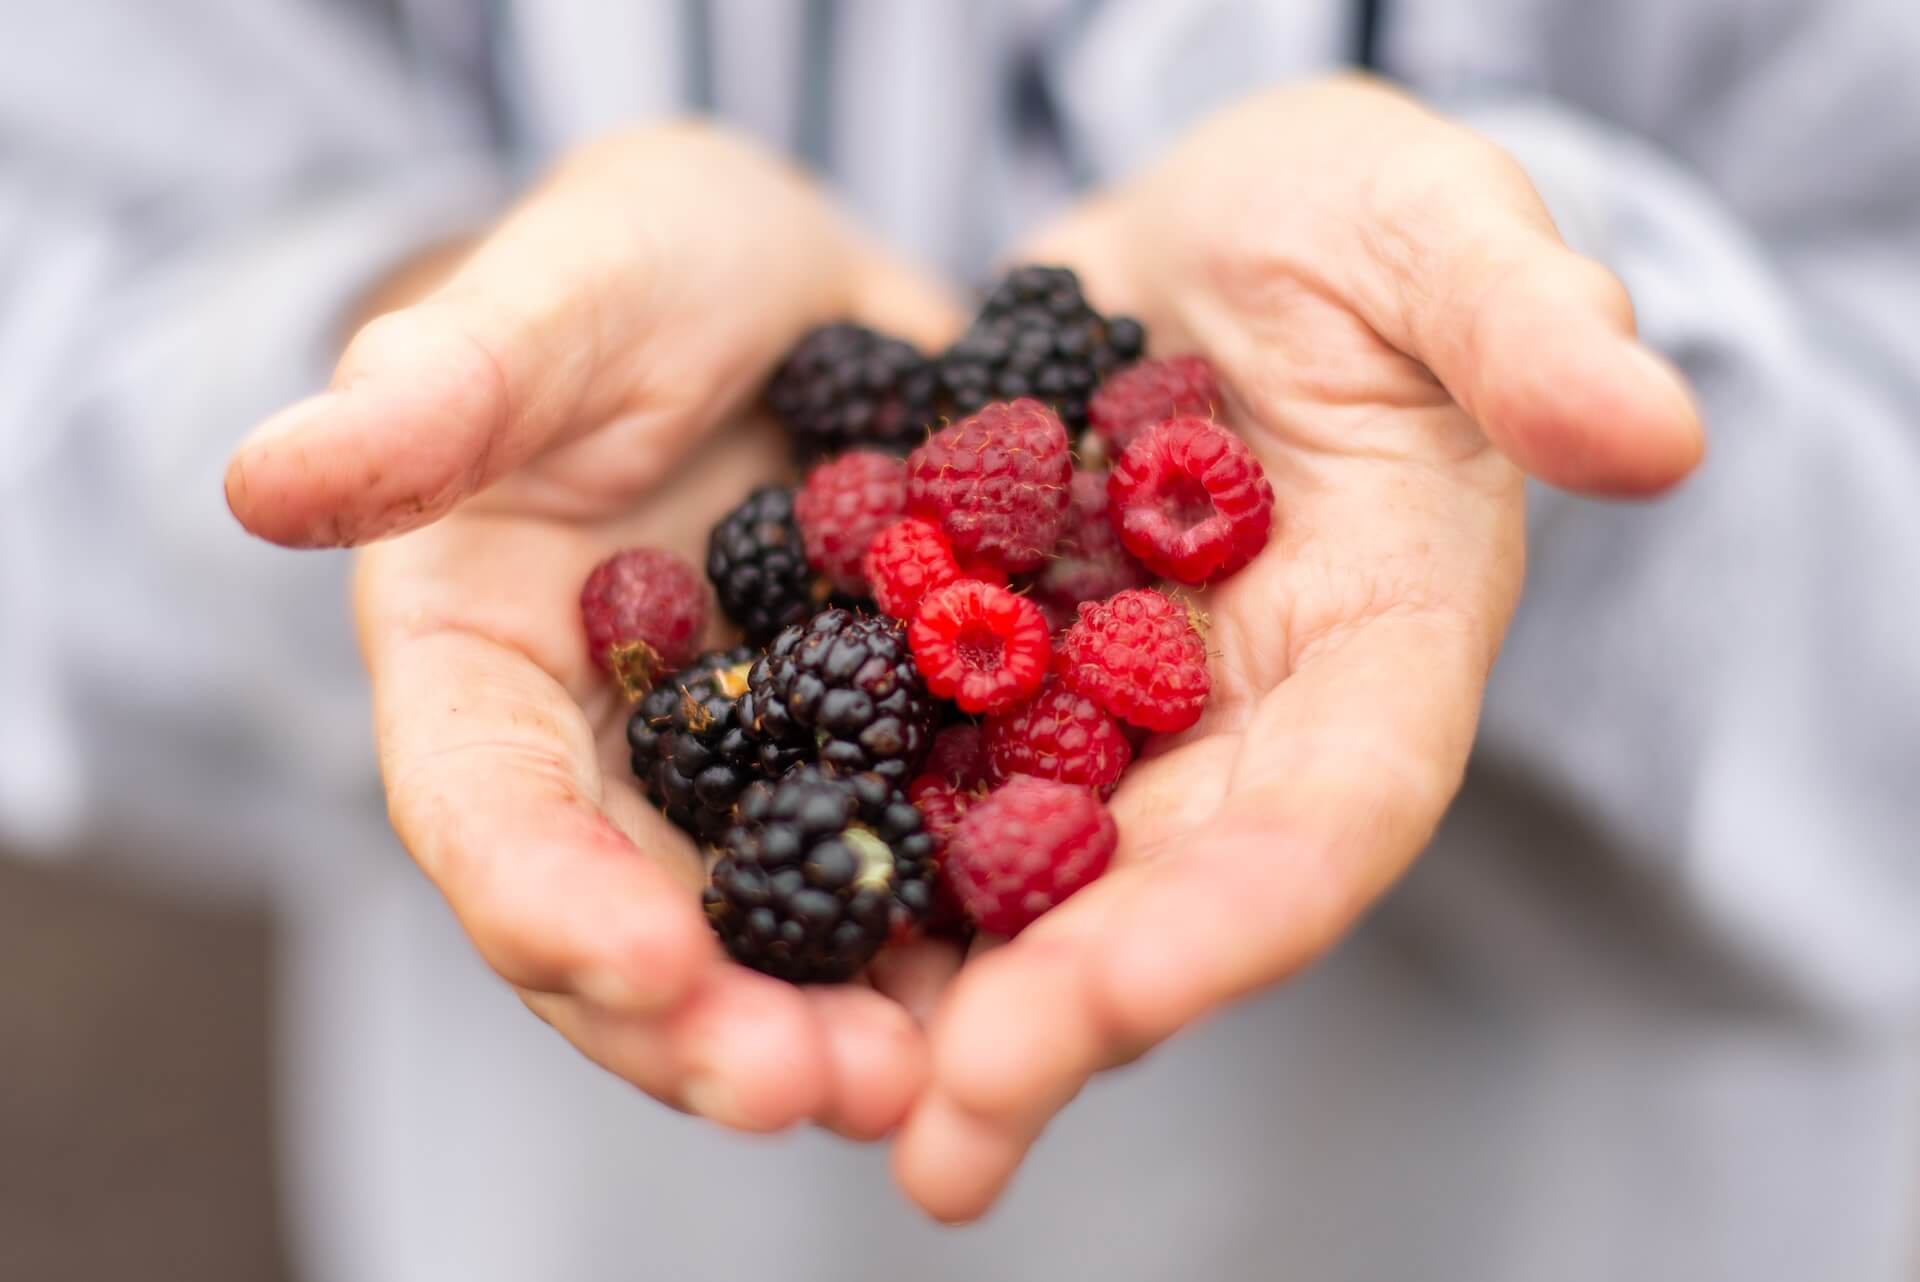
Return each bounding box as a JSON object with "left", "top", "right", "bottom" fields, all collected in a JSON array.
[
  {"left": 1345, "top": 121, "right": 1706, "bottom": 497},
  {"left": 225, "top": 124, "right": 962, "bottom": 548}
]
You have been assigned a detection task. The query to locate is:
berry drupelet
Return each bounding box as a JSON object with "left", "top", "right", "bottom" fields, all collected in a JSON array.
[
  {"left": 626, "top": 647, "right": 772, "bottom": 842},
  {"left": 704, "top": 766, "right": 936, "bottom": 981},
  {"left": 937, "top": 265, "right": 1146, "bottom": 432},
  {"left": 766, "top": 322, "right": 944, "bottom": 461},
  {"left": 742, "top": 608, "right": 936, "bottom": 784},
  {"left": 707, "top": 484, "right": 832, "bottom": 646}
]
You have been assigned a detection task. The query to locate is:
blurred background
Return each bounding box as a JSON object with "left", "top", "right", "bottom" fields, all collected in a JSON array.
[{"left": 0, "top": 856, "right": 286, "bottom": 1280}]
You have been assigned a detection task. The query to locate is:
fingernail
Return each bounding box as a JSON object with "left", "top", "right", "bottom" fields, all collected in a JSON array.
[{"left": 683, "top": 1076, "right": 744, "bottom": 1127}]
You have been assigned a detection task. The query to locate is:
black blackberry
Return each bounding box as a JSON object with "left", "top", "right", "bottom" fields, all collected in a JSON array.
[
  {"left": 766, "top": 322, "right": 944, "bottom": 461},
  {"left": 707, "top": 485, "right": 831, "bottom": 646},
  {"left": 742, "top": 608, "right": 934, "bottom": 784},
  {"left": 704, "top": 766, "right": 936, "bottom": 982},
  {"left": 626, "top": 647, "right": 780, "bottom": 841},
  {"left": 938, "top": 265, "right": 1147, "bottom": 432}
]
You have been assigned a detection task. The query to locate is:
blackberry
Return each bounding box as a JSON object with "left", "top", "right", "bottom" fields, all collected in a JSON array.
[
  {"left": 766, "top": 322, "right": 944, "bottom": 461},
  {"left": 626, "top": 647, "right": 779, "bottom": 841},
  {"left": 742, "top": 608, "right": 934, "bottom": 784},
  {"left": 707, "top": 485, "right": 832, "bottom": 646},
  {"left": 705, "top": 766, "right": 936, "bottom": 982},
  {"left": 938, "top": 265, "right": 1147, "bottom": 432}
]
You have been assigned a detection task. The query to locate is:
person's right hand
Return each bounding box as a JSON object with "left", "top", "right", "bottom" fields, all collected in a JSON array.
[{"left": 225, "top": 123, "right": 966, "bottom": 1137}]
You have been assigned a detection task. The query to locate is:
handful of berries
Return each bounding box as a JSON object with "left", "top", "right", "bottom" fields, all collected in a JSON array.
[{"left": 579, "top": 266, "right": 1274, "bottom": 983}]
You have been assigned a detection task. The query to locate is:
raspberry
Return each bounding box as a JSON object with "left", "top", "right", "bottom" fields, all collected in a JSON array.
[
  {"left": 707, "top": 485, "right": 833, "bottom": 645},
  {"left": 982, "top": 677, "right": 1132, "bottom": 797},
  {"left": 705, "top": 766, "right": 936, "bottom": 982},
  {"left": 742, "top": 608, "right": 935, "bottom": 783},
  {"left": 794, "top": 450, "right": 908, "bottom": 595},
  {"left": 1108, "top": 417, "right": 1275, "bottom": 585},
  {"left": 1086, "top": 354, "right": 1224, "bottom": 455},
  {"left": 922, "top": 723, "right": 991, "bottom": 788},
  {"left": 864, "top": 518, "right": 958, "bottom": 620},
  {"left": 908, "top": 580, "right": 1052, "bottom": 715},
  {"left": 944, "top": 776, "right": 1117, "bottom": 935},
  {"left": 766, "top": 322, "right": 943, "bottom": 461},
  {"left": 906, "top": 398, "right": 1072, "bottom": 574},
  {"left": 938, "top": 265, "right": 1146, "bottom": 431},
  {"left": 1056, "top": 588, "right": 1211, "bottom": 733},
  {"left": 1026, "top": 469, "right": 1153, "bottom": 629},
  {"left": 579, "top": 547, "right": 710, "bottom": 698}
]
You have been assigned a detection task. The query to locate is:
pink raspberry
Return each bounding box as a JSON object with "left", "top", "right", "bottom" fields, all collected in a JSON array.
[
  {"left": 579, "top": 547, "right": 709, "bottom": 698},
  {"left": 983, "top": 677, "right": 1132, "bottom": 798},
  {"left": 1057, "top": 588, "right": 1211, "bottom": 733},
  {"left": 793, "top": 450, "right": 908, "bottom": 595},
  {"left": 906, "top": 398, "right": 1072, "bottom": 574},
  {"left": 1108, "top": 417, "right": 1274, "bottom": 585},
  {"left": 1027, "top": 469, "right": 1153, "bottom": 628},
  {"left": 944, "top": 776, "right": 1117, "bottom": 936},
  {"left": 908, "top": 580, "right": 1051, "bottom": 715},
  {"left": 1087, "top": 354, "right": 1225, "bottom": 455}
]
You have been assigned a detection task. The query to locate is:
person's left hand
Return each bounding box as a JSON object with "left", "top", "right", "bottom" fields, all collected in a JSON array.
[{"left": 890, "top": 76, "right": 1704, "bottom": 1221}]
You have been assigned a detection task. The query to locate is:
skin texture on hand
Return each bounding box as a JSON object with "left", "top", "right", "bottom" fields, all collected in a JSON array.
[
  {"left": 227, "top": 121, "right": 970, "bottom": 1140},
  {"left": 887, "top": 77, "right": 1703, "bottom": 1222}
]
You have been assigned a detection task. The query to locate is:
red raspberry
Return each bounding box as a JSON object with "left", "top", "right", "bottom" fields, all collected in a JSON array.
[
  {"left": 1108, "top": 417, "right": 1274, "bottom": 585},
  {"left": 1057, "top": 588, "right": 1211, "bottom": 733},
  {"left": 579, "top": 547, "right": 709, "bottom": 699},
  {"left": 1086, "top": 354, "right": 1224, "bottom": 456},
  {"left": 944, "top": 776, "right": 1116, "bottom": 935},
  {"left": 906, "top": 398, "right": 1072, "bottom": 574},
  {"left": 866, "top": 518, "right": 954, "bottom": 620},
  {"left": 793, "top": 450, "right": 907, "bottom": 595},
  {"left": 908, "top": 580, "right": 1051, "bottom": 715},
  {"left": 922, "top": 723, "right": 991, "bottom": 788},
  {"left": 1027, "top": 469, "right": 1153, "bottom": 628},
  {"left": 983, "top": 677, "right": 1132, "bottom": 797}
]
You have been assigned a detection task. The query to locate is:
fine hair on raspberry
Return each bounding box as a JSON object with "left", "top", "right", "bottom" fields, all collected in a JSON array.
[
  {"left": 1057, "top": 587, "right": 1212, "bottom": 733},
  {"left": 1108, "top": 416, "right": 1275, "bottom": 585},
  {"left": 906, "top": 397, "right": 1073, "bottom": 574},
  {"left": 983, "top": 677, "right": 1132, "bottom": 797},
  {"left": 793, "top": 450, "right": 909, "bottom": 595}
]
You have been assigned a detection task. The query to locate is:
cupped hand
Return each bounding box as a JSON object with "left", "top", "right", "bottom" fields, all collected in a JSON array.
[
  {"left": 226, "top": 123, "right": 967, "bottom": 1138},
  {"left": 892, "top": 76, "right": 1704, "bottom": 1221}
]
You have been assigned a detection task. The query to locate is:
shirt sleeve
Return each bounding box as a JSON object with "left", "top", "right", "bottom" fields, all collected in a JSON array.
[
  {"left": 1435, "top": 79, "right": 1920, "bottom": 1016},
  {"left": 0, "top": 0, "right": 506, "bottom": 889}
]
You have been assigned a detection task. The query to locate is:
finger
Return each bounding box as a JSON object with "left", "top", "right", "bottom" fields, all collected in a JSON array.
[
  {"left": 227, "top": 123, "right": 962, "bottom": 547},
  {"left": 366, "top": 589, "right": 712, "bottom": 1011},
  {"left": 1348, "top": 118, "right": 1704, "bottom": 495},
  {"left": 808, "top": 986, "right": 931, "bottom": 1140},
  {"left": 524, "top": 964, "right": 831, "bottom": 1132}
]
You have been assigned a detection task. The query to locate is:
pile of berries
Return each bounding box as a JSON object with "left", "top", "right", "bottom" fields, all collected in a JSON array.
[{"left": 579, "top": 266, "right": 1273, "bottom": 983}]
